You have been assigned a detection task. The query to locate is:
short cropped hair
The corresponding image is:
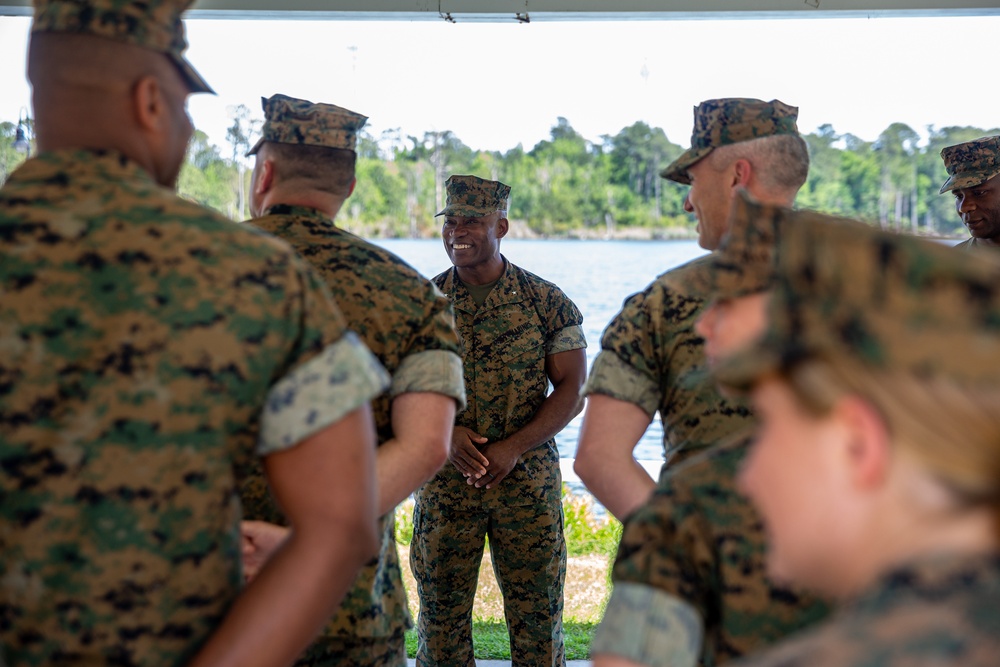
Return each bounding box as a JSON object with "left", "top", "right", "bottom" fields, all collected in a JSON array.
[
  {"left": 708, "top": 134, "right": 810, "bottom": 194},
  {"left": 263, "top": 142, "right": 357, "bottom": 198}
]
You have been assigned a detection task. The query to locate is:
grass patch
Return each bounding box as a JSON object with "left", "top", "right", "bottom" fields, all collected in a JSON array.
[
  {"left": 403, "top": 621, "right": 596, "bottom": 661},
  {"left": 396, "top": 485, "right": 619, "bottom": 659}
]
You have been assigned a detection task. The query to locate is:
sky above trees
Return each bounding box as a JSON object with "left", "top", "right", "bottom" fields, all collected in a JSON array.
[{"left": 2, "top": 13, "right": 1000, "bottom": 154}]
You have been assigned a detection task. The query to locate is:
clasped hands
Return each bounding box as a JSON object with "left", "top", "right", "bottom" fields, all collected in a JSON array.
[{"left": 448, "top": 426, "right": 518, "bottom": 489}]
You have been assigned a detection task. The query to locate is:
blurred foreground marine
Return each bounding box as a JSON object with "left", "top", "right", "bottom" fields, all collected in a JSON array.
[
  {"left": 0, "top": 3, "right": 387, "bottom": 666},
  {"left": 939, "top": 135, "right": 1000, "bottom": 250},
  {"left": 239, "top": 93, "right": 466, "bottom": 667},
  {"left": 717, "top": 206, "right": 1000, "bottom": 666},
  {"left": 410, "top": 175, "right": 588, "bottom": 667},
  {"left": 590, "top": 191, "right": 831, "bottom": 667}
]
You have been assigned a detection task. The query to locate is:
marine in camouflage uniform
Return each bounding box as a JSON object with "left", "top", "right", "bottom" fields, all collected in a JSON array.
[
  {"left": 0, "top": 5, "right": 388, "bottom": 666},
  {"left": 938, "top": 135, "right": 1000, "bottom": 251},
  {"left": 592, "top": 191, "right": 843, "bottom": 667},
  {"left": 587, "top": 101, "right": 815, "bottom": 667},
  {"left": 577, "top": 99, "right": 805, "bottom": 522},
  {"left": 239, "top": 94, "right": 466, "bottom": 667},
  {"left": 410, "top": 175, "right": 587, "bottom": 667},
  {"left": 714, "top": 206, "right": 1000, "bottom": 667}
]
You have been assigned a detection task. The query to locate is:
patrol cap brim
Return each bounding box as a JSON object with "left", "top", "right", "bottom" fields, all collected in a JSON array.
[
  {"left": 939, "top": 168, "right": 1000, "bottom": 195},
  {"left": 660, "top": 145, "right": 713, "bottom": 185},
  {"left": 246, "top": 137, "right": 265, "bottom": 157},
  {"left": 434, "top": 205, "right": 506, "bottom": 218},
  {"left": 171, "top": 53, "right": 214, "bottom": 95}
]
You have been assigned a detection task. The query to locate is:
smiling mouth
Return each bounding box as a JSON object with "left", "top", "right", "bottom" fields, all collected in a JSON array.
[{"left": 453, "top": 244, "right": 472, "bottom": 250}]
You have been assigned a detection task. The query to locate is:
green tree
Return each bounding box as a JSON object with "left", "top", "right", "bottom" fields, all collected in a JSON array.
[
  {"left": 178, "top": 129, "right": 238, "bottom": 214},
  {"left": 225, "top": 104, "right": 260, "bottom": 221},
  {"left": 0, "top": 120, "right": 30, "bottom": 185}
]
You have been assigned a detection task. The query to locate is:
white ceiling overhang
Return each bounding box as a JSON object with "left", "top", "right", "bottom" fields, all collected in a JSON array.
[{"left": 2, "top": 0, "right": 999, "bottom": 21}]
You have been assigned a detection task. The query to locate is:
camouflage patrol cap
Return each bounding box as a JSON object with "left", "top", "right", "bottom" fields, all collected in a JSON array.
[
  {"left": 246, "top": 93, "right": 369, "bottom": 157},
  {"left": 938, "top": 135, "right": 1000, "bottom": 194},
  {"left": 435, "top": 175, "right": 511, "bottom": 218},
  {"left": 714, "top": 214, "right": 1000, "bottom": 393},
  {"left": 661, "top": 98, "right": 800, "bottom": 185},
  {"left": 31, "top": 0, "right": 213, "bottom": 94}
]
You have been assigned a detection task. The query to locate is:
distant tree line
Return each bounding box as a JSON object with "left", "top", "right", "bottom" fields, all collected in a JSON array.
[{"left": 3, "top": 111, "right": 996, "bottom": 240}]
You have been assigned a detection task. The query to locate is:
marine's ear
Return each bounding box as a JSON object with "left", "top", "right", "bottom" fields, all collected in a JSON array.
[
  {"left": 253, "top": 159, "right": 276, "bottom": 197},
  {"left": 132, "top": 74, "right": 170, "bottom": 136},
  {"left": 495, "top": 214, "right": 509, "bottom": 239},
  {"left": 833, "top": 394, "right": 892, "bottom": 492},
  {"left": 732, "top": 157, "right": 753, "bottom": 189}
]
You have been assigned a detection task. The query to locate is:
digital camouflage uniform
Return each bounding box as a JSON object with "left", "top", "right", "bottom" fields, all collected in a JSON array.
[
  {"left": 593, "top": 192, "right": 836, "bottom": 667},
  {"left": 714, "top": 200, "right": 1000, "bottom": 667},
  {"left": 729, "top": 554, "right": 1000, "bottom": 667},
  {"left": 597, "top": 437, "right": 831, "bottom": 667},
  {"left": 584, "top": 257, "right": 753, "bottom": 476},
  {"left": 939, "top": 135, "right": 1000, "bottom": 251},
  {"left": 590, "top": 104, "right": 807, "bottom": 667},
  {"left": 0, "top": 10, "right": 389, "bottom": 663},
  {"left": 0, "top": 147, "right": 388, "bottom": 666},
  {"left": 583, "top": 98, "right": 800, "bottom": 478},
  {"left": 240, "top": 92, "right": 466, "bottom": 667},
  {"left": 411, "top": 176, "right": 586, "bottom": 667}
]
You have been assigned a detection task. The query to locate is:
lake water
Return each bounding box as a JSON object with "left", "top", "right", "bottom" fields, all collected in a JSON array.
[{"left": 374, "top": 237, "right": 708, "bottom": 494}]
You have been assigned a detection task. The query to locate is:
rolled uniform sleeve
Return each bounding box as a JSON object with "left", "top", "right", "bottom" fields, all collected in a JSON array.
[
  {"left": 255, "top": 251, "right": 390, "bottom": 457},
  {"left": 591, "top": 474, "right": 713, "bottom": 667},
  {"left": 547, "top": 324, "right": 587, "bottom": 356},
  {"left": 582, "top": 281, "right": 669, "bottom": 418},
  {"left": 258, "top": 331, "right": 389, "bottom": 456},
  {"left": 541, "top": 278, "right": 586, "bottom": 356},
  {"left": 388, "top": 282, "right": 466, "bottom": 410},
  {"left": 596, "top": 446, "right": 725, "bottom": 667},
  {"left": 391, "top": 348, "right": 466, "bottom": 411},
  {"left": 582, "top": 257, "right": 754, "bottom": 467},
  {"left": 592, "top": 582, "right": 702, "bottom": 667},
  {"left": 585, "top": 352, "right": 660, "bottom": 417}
]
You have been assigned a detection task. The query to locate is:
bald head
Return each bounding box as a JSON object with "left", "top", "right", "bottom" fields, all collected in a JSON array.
[{"left": 28, "top": 32, "right": 194, "bottom": 187}]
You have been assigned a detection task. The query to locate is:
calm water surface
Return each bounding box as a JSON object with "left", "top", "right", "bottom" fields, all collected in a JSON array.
[{"left": 375, "top": 238, "right": 708, "bottom": 469}]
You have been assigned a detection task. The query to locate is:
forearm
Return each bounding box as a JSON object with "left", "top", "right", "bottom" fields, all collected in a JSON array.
[
  {"left": 376, "top": 436, "right": 446, "bottom": 514},
  {"left": 582, "top": 456, "right": 655, "bottom": 522},
  {"left": 575, "top": 394, "right": 657, "bottom": 520},
  {"left": 376, "top": 392, "right": 455, "bottom": 515},
  {"left": 501, "top": 381, "right": 583, "bottom": 457},
  {"left": 188, "top": 525, "right": 375, "bottom": 667}
]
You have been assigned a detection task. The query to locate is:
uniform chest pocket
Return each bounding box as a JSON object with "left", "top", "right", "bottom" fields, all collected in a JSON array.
[{"left": 497, "top": 326, "right": 547, "bottom": 387}]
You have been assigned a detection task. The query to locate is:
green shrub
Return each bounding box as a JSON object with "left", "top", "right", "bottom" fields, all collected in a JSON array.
[{"left": 561, "top": 484, "right": 622, "bottom": 558}]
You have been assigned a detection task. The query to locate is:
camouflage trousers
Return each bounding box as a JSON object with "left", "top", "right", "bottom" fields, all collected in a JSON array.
[
  {"left": 409, "top": 495, "right": 567, "bottom": 667},
  {"left": 294, "top": 630, "right": 407, "bottom": 667}
]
